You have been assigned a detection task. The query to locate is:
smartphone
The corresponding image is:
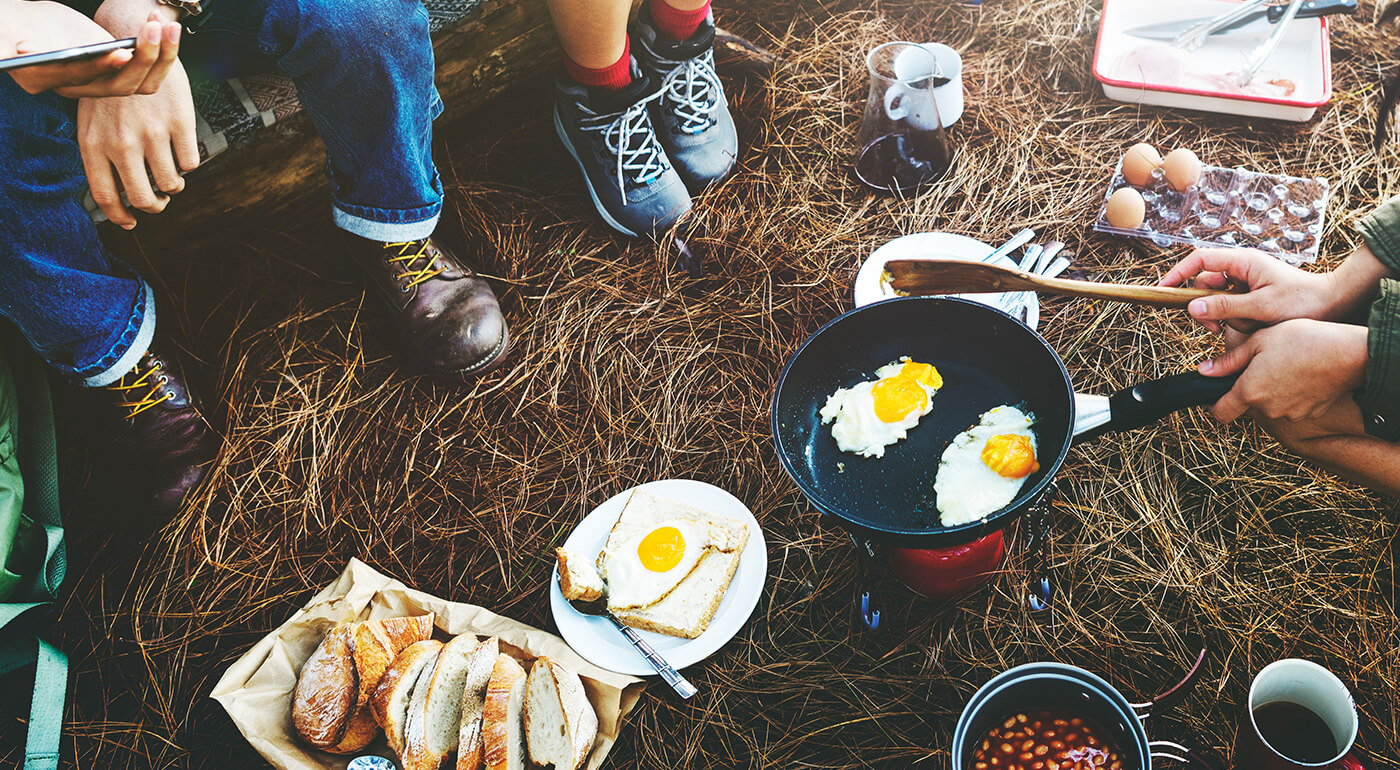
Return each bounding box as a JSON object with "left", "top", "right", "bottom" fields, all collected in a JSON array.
[{"left": 0, "top": 38, "right": 138, "bottom": 73}]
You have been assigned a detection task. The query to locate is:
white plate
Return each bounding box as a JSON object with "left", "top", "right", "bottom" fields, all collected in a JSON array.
[
  {"left": 852, "top": 232, "right": 1040, "bottom": 329},
  {"left": 549, "top": 479, "right": 767, "bottom": 676}
]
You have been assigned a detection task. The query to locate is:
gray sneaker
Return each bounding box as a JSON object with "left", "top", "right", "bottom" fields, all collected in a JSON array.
[
  {"left": 553, "top": 67, "right": 693, "bottom": 237},
  {"left": 633, "top": 8, "right": 738, "bottom": 191}
]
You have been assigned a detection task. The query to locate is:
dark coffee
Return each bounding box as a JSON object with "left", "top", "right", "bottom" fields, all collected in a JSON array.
[
  {"left": 855, "top": 132, "right": 952, "bottom": 194},
  {"left": 1254, "top": 701, "right": 1338, "bottom": 764}
]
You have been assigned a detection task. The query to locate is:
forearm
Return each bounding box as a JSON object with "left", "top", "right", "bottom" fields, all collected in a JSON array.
[
  {"left": 1324, "top": 245, "right": 1398, "bottom": 324},
  {"left": 94, "top": 0, "right": 177, "bottom": 34},
  {"left": 1289, "top": 433, "right": 1400, "bottom": 496}
]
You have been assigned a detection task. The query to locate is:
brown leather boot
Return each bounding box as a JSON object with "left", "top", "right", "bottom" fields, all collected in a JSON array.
[
  {"left": 354, "top": 237, "right": 510, "bottom": 376},
  {"left": 101, "top": 347, "right": 217, "bottom": 520}
]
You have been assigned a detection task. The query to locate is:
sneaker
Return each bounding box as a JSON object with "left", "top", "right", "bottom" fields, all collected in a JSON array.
[
  {"left": 352, "top": 236, "right": 510, "bottom": 376},
  {"left": 101, "top": 347, "right": 217, "bottom": 520},
  {"left": 554, "top": 66, "right": 693, "bottom": 237},
  {"left": 633, "top": 7, "right": 739, "bottom": 191}
]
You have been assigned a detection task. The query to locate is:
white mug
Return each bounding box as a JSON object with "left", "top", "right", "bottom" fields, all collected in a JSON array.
[
  {"left": 1239, "top": 659, "right": 1364, "bottom": 770},
  {"left": 882, "top": 79, "right": 942, "bottom": 133},
  {"left": 890, "top": 41, "right": 964, "bottom": 128}
]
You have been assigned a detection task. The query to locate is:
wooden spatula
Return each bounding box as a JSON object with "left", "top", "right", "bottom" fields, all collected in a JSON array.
[{"left": 883, "top": 259, "right": 1236, "bottom": 309}]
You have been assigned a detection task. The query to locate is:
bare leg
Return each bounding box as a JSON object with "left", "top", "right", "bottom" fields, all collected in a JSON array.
[
  {"left": 545, "top": 0, "right": 631, "bottom": 69},
  {"left": 659, "top": 0, "right": 710, "bottom": 11}
]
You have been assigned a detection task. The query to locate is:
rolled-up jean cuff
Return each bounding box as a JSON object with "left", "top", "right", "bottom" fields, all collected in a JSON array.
[
  {"left": 332, "top": 205, "right": 441, "bottom": 242},
  {"left": 79, "top": 281, "right": 156, "bottom": 388}
]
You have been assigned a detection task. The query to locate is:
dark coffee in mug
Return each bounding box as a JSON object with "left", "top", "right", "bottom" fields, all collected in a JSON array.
[{"left": 1253, "top": 701, "right": 1338, "bottom": 765}]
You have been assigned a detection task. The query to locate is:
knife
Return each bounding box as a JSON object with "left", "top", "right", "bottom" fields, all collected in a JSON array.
[{"left": 1120, "top": 0, "right": 1356, "bottom": 41}]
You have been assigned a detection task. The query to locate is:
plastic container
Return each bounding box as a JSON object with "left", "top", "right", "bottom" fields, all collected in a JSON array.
[
  {"left": 1094, "top": 0, "right": 1332, "bottom": 122},
  {"left": 1092, "top": 160, "right": 1329, "bottom": 264}
]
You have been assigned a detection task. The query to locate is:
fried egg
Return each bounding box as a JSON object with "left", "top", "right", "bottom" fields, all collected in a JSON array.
[
  {"left": 935, "top": 405, "right": 1040, "bottom": 527},
  {"left": 603, "top": 519, "right": 725, "bottom": 610},
  {"left": 820, "top": 358, "right": 944, "bottom": 458}
]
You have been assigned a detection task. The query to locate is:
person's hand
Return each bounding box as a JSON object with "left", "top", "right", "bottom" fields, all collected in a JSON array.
[
  {"left": 1158, "top": 248, "right": 1337, "bottom": 333},
  {"left": 77, "top": 55, "right": 198, "bottom": 228},
  {"left": 1201, "top": 319, "right": 1368, "bottom": 424},
  {"left": 3, "top": 4, "right": 181, "bottom": 97}
]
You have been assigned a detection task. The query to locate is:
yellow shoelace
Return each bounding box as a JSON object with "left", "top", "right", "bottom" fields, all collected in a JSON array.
[
  {"left": 106, "top": 360, "right": 174, "bottom": 418},
  {"left": 385, "top": 240, "right": 447, "bottom": 288}
]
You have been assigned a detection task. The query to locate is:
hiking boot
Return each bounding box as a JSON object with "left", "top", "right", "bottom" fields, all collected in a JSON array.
[
  {"left": 633, "top": 7, "right": 738, "bottom": 191},
  {"left": 554, "top": 66, "right": 693, "bottom": 237},
  {"left": 354, "top": 237, "right": 510, "bottom": 376},
  {"left": 102, "top": 347, "right": 217, "bottom": 519}
]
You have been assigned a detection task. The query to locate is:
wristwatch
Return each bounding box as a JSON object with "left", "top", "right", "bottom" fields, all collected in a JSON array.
[{"left": 156, "top": 0, "right": 213, "bottom": 31}]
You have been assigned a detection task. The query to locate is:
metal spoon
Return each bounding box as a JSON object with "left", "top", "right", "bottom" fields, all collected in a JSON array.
[{"left": 567, "top": 595, "right": 698, "bottom": 699}]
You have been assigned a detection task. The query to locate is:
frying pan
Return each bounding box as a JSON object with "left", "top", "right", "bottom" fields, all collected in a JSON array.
[{"left": 771, "top": 296, "right": 1236, "bottom": 549}]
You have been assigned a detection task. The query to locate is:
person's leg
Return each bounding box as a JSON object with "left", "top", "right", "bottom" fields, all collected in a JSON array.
[
  {"left": 634, "top": 0, "right": 739, "bottom": 190},
  {"left": 182, "top": 0, "right": 510, "bottom": 375},
  {"left": 0, "top": 75, "right": 215, "bottom": 519},
  {"left": 548, "top": 0, "right": 692, "bottom": 236}
]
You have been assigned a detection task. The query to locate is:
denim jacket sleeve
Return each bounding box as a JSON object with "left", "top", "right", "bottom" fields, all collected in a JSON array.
[{"left": 1355, "top": 197, "right": 1400, "bottom": 441}]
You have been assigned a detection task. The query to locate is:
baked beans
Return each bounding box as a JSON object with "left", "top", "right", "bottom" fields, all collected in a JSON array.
[{"left": 968, "top": 710, "right": 1125, "bottom": 770}]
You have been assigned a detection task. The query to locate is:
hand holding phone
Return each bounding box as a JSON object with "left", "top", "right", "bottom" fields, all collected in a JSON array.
[{"left": 2, "top": 8, "right": 181, "bottom": 98}]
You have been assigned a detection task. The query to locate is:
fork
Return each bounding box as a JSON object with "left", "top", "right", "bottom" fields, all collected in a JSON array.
[
  {"left": 998, "top": 241, "right": 1073, "bottom": 319},
  {"left": 567, "top": 595, "right": 698, "bottom": 698}
]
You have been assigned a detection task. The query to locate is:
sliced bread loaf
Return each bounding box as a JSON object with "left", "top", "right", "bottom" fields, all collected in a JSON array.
[
  {"left": 325, "top": 704, "right": 379, "bottom": 755},
  {"left": 353, "top": 614, "right": 435, "bottom": 709},
  {"left": 481, "top": 654, "right": 528, "bottom": 770},
  {"left": 371, "top": 640, "right": 443, "bottom": 759},
  {"left": 524, "top": 657, "right": 598, "bottom": 770},
  {"left": 291, "top": 623, "right": 358, "bottom": 748},
  {"left": 455, "top": 637, "right": 500, "bottom": 770}
]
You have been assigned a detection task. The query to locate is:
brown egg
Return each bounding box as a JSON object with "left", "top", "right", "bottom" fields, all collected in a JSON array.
[
  {"left": 1162, "top": 148, "right": 1202, "bottom": 191},
  {"left": 1105, "top": 187, "right": 1146, "bottom": 230},
  {"left": 1120, "top": 143, "right": 1163, "bottom": 187}
]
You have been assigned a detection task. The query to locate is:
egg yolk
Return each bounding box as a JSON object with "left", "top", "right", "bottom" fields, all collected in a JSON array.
[
  {"left": 872, "top": 361, "right": 943, "bottom": 423},
  {"left": 637, "top": 526, "right": 686, "bottom": 572},
  {"left": 899, "top": 361, "right": 943, "bottom": 390},
  {"left": 981, "top": 434, "right": 1039, "bottom": 479}
]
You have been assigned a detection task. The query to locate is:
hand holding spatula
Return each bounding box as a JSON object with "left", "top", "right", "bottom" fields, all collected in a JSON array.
[{"left": 882, "top": 259, "right": 1242, "bottom": 309}]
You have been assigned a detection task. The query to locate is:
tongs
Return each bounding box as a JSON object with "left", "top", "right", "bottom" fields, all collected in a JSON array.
[
  {"left": 1171, "top": 0, "right": 1272, "bottom": 49},
  {"left": 1235, "top": 0, "right": 1308, "bottom": 86}
]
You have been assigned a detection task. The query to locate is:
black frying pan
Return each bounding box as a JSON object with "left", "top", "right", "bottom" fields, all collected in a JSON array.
[{"left": 771, "top": 297, "right": 1235, "bottom": 549}]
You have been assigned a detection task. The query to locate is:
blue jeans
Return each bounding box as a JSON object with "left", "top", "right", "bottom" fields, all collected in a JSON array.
[{"left": 0, "top": 0, "right": 443, "bottom": 386}]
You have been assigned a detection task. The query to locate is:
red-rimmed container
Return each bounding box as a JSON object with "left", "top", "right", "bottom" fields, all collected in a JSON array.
[{"left": 1093, "top": 0, "right": 1332, "bottom": 122}]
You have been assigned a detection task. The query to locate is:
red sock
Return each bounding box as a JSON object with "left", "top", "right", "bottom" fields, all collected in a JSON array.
[
  {"left": 650, "top": 0, "right": 710, "bottom": 41},
  {"left": 561, "top": 38, "right": 632, "bottom": 91}
]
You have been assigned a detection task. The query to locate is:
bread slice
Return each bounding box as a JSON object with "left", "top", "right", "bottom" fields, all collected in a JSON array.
[
  {"left": 481, "top": 654, "right": 527, "bottom": 770},
  {"left": 325, "top": 704, "right": 379, "bottom": 755},
  {"left": 291, "top": 623, "right": 358, "bottom": 748},
  {"left": 524, "top": 657, "right": 598, "bottom": 770},
  {"left": 371, "top": 640, "right": 443, "bottom": 759},
  {"left": 455, "top": 637, "right": 500, "bottom": 770},
  {"left": 597, "top": 489, "right": 751, "bottom": 639},
  {"left": 353, "top": 614, "right": 435, "bottom": 709},
  {"left": 400, "top": 633, "right": 488, "bottom": 770},
  {"left": 555, "top": 548, "right": 605, "bottom": 602}
]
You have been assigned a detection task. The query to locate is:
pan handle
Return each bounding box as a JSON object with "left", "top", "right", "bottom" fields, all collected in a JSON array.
[{"left": 1099, "top": 372, "right": 1240, "bottom": 433}]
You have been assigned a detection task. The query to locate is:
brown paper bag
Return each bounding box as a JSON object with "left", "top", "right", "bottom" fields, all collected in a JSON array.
[{"left": 212, "top": 558, "right": 645, "bottom": 769}]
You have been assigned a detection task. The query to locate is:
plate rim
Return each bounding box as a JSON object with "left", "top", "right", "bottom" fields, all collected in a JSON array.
[
  {"left": 548, "top": 478, "right": 767, "bottom": 676},
  {"left": 852, "top": 232, "right": 1041, "bottom": 329}
]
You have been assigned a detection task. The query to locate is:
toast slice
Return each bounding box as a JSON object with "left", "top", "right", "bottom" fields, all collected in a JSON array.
[
  {"left": 555, "top": 548, "right": 605, "bottom": 602},
  {"left": 455, "top": 637, "right": 500, "bottom": 770},
  {"left": 481, "top": 654, "right": 528, "bottom": 770},
  {"left": 597, "top": 489, "right": 751, "bottom": 639},
  {"left": 291, "top": 623, "right": 358, "bottom": 748},
  {"left": 353, "top": 614, "right": 435, "bottom": 710},
  {"left": 371, "top": 640, "right": 443, "bottom": 759},
  {"left": 524, "top": 657, "right": 598, "bottom": 770}
]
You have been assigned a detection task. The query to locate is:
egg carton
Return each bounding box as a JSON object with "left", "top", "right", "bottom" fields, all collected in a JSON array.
[{"left": 1091, "top": 161, "right": 1329, "bottom": 264}]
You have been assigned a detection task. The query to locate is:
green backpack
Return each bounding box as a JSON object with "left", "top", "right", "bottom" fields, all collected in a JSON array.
[{"left": 0, "top": 329, "right": 68, "bottom": 770}]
